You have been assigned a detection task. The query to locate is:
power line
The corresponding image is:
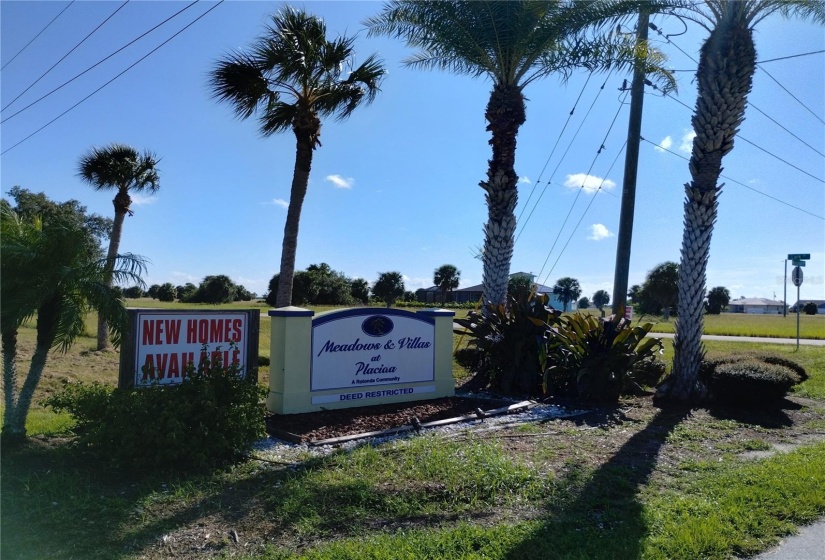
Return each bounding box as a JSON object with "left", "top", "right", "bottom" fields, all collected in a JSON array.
[
  {"left": 2, "top": 1, "right": 130, "bottom": 113},
  {"left": 1, "top": 1, "right": 75, "bottom": 71},
  {"left": 758, "top": 50, "right": 825, "bottom": 64},
  {"left": 533, "top": 92, "right": 629, "bottom": 284},
  {"left": 1, "top": 1, "right": 201, "bottom": 124},
  {"left": 738, "top": 137, "right": 824, "bottom": 183},
  {"left": 515, "top": 73, "right": 615, "bottom": 243},
  {"left": 757, "top": 64, "right": 825, "bottom": 125},
  {"left": 540, "top": 141, "right": 627, "bottom": 287},
  {"left": 517, "top": 73, "right": 593, "bottom": 226},
  {"left": 639, "top": 136, "right": 824, "bottom": 221},
  {"left": 651, "top": 89, "right": 825, "bottom": 181},
  {"left": 1, "top": 1, "right": 225, "bottom": 156}
]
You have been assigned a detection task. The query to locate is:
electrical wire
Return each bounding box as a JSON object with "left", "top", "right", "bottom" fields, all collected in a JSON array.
[
  {"left": 533, "top": 91, "right": 629, "bottom": 284},
  {"left": 516, "top": 73, "right": 593, "bottom": 226},
  {"left": 1, "top": 1, "right": 225, "bottom": 156},
  {"left": 1, "top": 1, "right": 75, "bottom": 71},
  {"left": 515, "top": 73, "right": 614, "bottom": 243},
  {"left": 2, "top": 1, "right": 130, "bottom": 113},
  {"left": 639, "top": 136, "right": 824, "bottom": 221},
  {"left": 1, "top": 1, "right": 200, "bottom": 124},
  {"left": 756, "top": 64, "right": 825, "bottom": 125},
  {"left": 540, "top": 141, "right": 628, "bottom": 287}
]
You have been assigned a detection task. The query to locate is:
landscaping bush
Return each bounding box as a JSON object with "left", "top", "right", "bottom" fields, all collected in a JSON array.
[
  {"left": 45, "top": 353, "right": 265, "bottom": 472},
  {"left": 803, "top": 301, "right": 818, "bottom": 315},
  {"left": 454, "top": 293, "right": 559, "bottom": 396},
  {"left": 700, "top": 352, "right": 808, "bottom": 406},
  {"left": 544, "top": 313, "right": 663, "bottom": 402},
  {"left": 629, "top": 357, "right": 668, "bottom": 389}
]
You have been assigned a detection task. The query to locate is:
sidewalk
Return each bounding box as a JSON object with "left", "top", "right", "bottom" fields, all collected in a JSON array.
[
  {"left": 652, "top": 333, "right": 825, "bottom": 346},
  {"left": 751, "top": 518, "right": 825, "bottom": 559}
]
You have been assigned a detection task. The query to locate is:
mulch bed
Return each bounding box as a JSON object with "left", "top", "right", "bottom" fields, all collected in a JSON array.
[{"left": 265, "top": 395, "right": 514, "bottom": 443}]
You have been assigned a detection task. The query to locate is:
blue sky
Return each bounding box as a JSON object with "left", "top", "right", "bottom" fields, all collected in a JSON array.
[{"left": 2, "top": 1, "right": 823, "bottom": 305}]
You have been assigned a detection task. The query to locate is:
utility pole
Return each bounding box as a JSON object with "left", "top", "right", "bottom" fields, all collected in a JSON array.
[
  {"left": 612, "top": 7, "right": 650, "bottom": 316},
  {"left": 783, "top": 259, "right": 787, "bottom": 317}
]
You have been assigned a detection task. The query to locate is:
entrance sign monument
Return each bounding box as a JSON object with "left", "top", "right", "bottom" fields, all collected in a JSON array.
[{"left": 268, "top": 307, "right": 455, "bottom": 414}]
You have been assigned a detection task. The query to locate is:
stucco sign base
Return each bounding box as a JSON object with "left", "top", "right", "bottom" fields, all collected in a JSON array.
[{"left": 267, "top": 307, "right": 455, "bottom": 415}]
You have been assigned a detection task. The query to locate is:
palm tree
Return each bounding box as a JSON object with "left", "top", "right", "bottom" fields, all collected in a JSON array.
[
  {"left": 592, "top": 289, "right": 610, "bottom": 316},
  {"left": 366, "top": 1, "right": 673, "bottom": 309},
  {"left": 433, "top": 264, "right": 461, "bottom": 305},
  {"left": 662, "top": 0, "right": 825, "bottom": 402},
  {"left": 78, "top": 143, "right": 160, "bottom": 350},
  {"left": 372, "top": 271, "right": 405, "bottom": 308},
  {"left": 1, "top": 206, "right": 145, "bottom": 443},
  {"left": 552, "top": 277, "right": 581, "bottom": 312},
  {"left": 209, "top": 7, "right": 385, "bottom": 308}
]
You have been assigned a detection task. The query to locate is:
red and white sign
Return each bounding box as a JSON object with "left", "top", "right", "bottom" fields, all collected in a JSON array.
[{"left": 129, "top": 311, "right": 251, "bottom": 387}]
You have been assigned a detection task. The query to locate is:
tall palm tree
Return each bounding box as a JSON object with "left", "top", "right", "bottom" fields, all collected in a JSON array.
[
  {"left": 1, "top": 206, "right": 145, "bottom": 443},
  {"left": 661, "top": 0, "right": 825, "bottom": 402},
  {"left": 552, "top": 276, "right": 581, "bottom": 311},
  {"left": 209, "top": 7, "right": 385, "bottom": 308},
  {"left": 366, "top": 1, "right": 673, "bottom": 310},
  {"left": 434, "top": 264, "right": 461, "bottom": 305},
  {"left": 78, "top": 143, "right": 160, "bottom": 350}
]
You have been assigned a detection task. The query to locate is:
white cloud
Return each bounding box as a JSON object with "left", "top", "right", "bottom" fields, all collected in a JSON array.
[
  {"left": 325, "top": 174, "right": 354, "bottom": 189},
  {"left": 402, "top": 275, "right": 431, "bottom": 290},
  {"left": 270, "top": 198, "right": 289, "bottom": 208},
  {"left": 564, "top": 173, "right": 616, "bottom": 194},
  {"left": 679, "top": 130, "right": 696, "bottom": 154},
  {"left": 131, "top": 193, "right": 157, "bottom": 206},
  {"left": 654, "top": 136, "right": 673, "bottom": 152},
  {"left": 588, "top": 223, "right": 615, "bottom": 241},
  {"left": 518, "top": 176, "right": 532, "bottom": 185}
]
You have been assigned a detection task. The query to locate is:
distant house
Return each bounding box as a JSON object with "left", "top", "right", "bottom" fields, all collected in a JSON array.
[
  {"left": 728, "top": 298, "right": 786, "bottom": 314},
  {"left": 423, "top": 272, "right": 576, "bottom": 311},
  {"left": 791, "top": 299, "right": 825, "bottom": 313}
]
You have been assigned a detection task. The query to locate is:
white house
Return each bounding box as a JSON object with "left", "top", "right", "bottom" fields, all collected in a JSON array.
[{"left": 728, "top": 298, "right": 786, "bottom": 314}]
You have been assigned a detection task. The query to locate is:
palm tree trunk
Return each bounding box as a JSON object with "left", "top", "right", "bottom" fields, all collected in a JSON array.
[
  {"left": 480, "top": 84, "right": 525, "bottom": 309},
  {"left": 2, "top": 330, "right": 20, "bottom": 439},
  {"left": 276, "top": 113, "right": 319, "bottom": 308},
  {"left": 660, "top": 17, "right": 755, "bottom": 402},
  {"left": 1, "top": 313, "right": 55, "bottom": 443},
  {"left": 98, "top": 194, "right": 128, "bottom": 350}
]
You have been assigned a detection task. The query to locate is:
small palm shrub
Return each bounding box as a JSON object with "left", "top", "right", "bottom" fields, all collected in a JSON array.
[
  {"left": 544, "top": 313, "right": 663, "bottom": 402},
  {"left": 45, "top": 353, "right": 265, "bottom": 471},
  {"left": 700, "top": 352, "right": 807, "bottom": 406},
  {"left": 454, "top": 292, "right": 560, "bottom": 396}
]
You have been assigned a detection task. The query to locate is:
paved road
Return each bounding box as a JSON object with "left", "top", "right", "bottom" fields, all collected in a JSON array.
[{"left": 651, "top": 333, "right": 825, "bottom": 346}]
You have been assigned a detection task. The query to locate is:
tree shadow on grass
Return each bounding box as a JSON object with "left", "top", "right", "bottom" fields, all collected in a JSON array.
[{"left": 504, "top": 405, "right": 693, "bottom": 560}]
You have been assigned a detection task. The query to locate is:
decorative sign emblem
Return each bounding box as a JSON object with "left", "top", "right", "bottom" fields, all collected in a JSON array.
[{"left": 362, "top": 315, "right": 394, "bottom": 337}]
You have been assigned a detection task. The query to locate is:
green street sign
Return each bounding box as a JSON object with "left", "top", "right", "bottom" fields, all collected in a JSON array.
[
  {"left": 788, "top": 253, "right": 810, "bottom": 260},
  {"left": 792, "top": 260, "right": 806, "bottom": 267}
]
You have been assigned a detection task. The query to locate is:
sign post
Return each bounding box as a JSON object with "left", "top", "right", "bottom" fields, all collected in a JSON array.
[
  {"left": 792, "top": 266, "right": 803, "bottom": 349},
  {"left": 786, "top": 254, "right": 810, "bottom": 319}
]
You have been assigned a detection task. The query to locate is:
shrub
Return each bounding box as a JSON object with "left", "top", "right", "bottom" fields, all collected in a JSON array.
[
  {"left": 705, "top": 361, "right": 802, "bottom": 406},
  {"left": 699, "top": 352, "right": 807, "bottom": 406},
  {"left": 803, "top": 301, "right": 818, "bottom": 315},
  {"left": 544, "top": 313, "right": 663, "bottom": 402},
  {"left": 45, "top": 352, "right": 265, "bottom": 471},
  {"left": 630, "top": 357, "right": 667, "bottom": 389},
  {"left": 454, "top": 293, "right": 560, "bottom": 396}
]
